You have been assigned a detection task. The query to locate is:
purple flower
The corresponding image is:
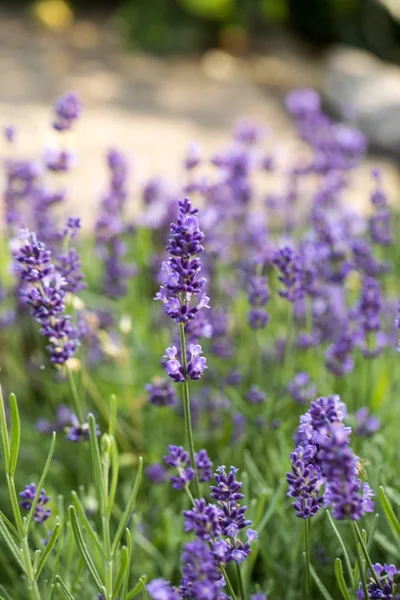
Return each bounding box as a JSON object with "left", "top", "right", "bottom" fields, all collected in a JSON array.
[
  {"left": 163, "top": 346, "right": 185, "bottom": 383},
  {"left": 246, "top": 385, "right": 266, "bottom": 405},
  {"left": 44, "top": 148, "right": 75, "bottom": 172},
  {"left": 187, "top": 344, "right": 208, "bottom": 380},
  {"left": 181, "top": 539, "right": 227, "bottom": 600},
  {"left": 36, "top": 405, "right": 72, "bottom": 434},
  {"left": 356, "top": 277, "right": 386, "bottom": 358},
  {"left": 286, "top": 445, "right": 323, "bottom": 519},
  {"left": 146, "top": 463, "right": 168, "bottom": 484},
  {"left": 53, "top": 92, "right": 81, "bottom": 131},
  {"left": 210, "top": 466, "right": 252, "bottom": 534},
  {"left": 65, "top": 414, "right": 100, "bottom": 442},
  {"left": 147, "top": 579, "right": 180, "bottom": 600},
  {"left": 19, "top": 484, "right": 51, "bottom": 524},
  {"left": 287, "top": 373, "right": 316, "bottom": 405},
  {"left": 55, "top": 218, "right": 86, "bottom": 293},
  {"left": 3, "top": 124, "right": 15, "bottom": 143},
  {"left": 247, "top": 275, "right": 270, "bottom": 330},
  {"left": 195, "top": 449, "right": 213, "bottom": 483},
  {"left": 354, "top": 407, "right": 380, "bottom": 437},
  {"left": 183, "top": 499, "right": 222, "bottom": 541},
  {"left": 155, "top": 198, "right": 209, "bottom": 324},
  {"left": 164, "top": 445, "right": 195, "bottom": 490},
  {"left": 13, "top": 229, "right": 81, "bottom": 364},
  {"left": 356, "top": 563, "right": 398, "bottom": 599},
  {"left": 285, "top": 88, "right": 321, "bottom": 119},
  {"left": 145, "top": 379, "right": 178, "bottom": 407},
  {"left": 273, "top": 247, "right": 305, "bottom": 302},
  {"left": 325, "top": 327, "right": 355, "bottom": 376},
  {"left": 184, "top": 142, "right": 203, "bottom": 170}
]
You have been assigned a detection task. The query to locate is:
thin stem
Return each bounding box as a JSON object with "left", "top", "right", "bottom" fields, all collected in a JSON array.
[
  {"left": 352, "top": 522, "right": 382, "bottom": 589},
  {"left": 102, "top": 442, "right": 112, "bottom": 599},
  {"left": 221, "top": 566, "right": 237, "bottom": 600},
  {"left": 179, "top": 322, "right": 200, "bottom": 499},
  {"left": 304, "top": 517, "right": 312, "bottom": 600},
  {"left": 351, "top": 522, "right": 369, "bottom": 599},
  {"left": 7, "top": 474, "right": 41, "bottom": 600},
  {"left": 66, "top": 366, "right": 85, "bottom": 423},
  {"left": 236, "top": 562, "right": 246, "bottom": 600}
]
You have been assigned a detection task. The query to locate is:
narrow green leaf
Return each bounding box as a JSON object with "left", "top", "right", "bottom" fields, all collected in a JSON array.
[
  {"left": 374, "top": 530, "right": 400, "bottom": 559},
  {"left": 379, "top": 486, "right": 400, "bottom": 539},
  {"left": 0, "top": 386, "right": 10, "bottom": 470},
  {"left": 140, "top": 576, "right": 148, "bottom": 600},
  {"left": 8, "top": 394, "right": 20, "bottom": 477},
  {"left": 26, "top": 433, "right": 56, "bottom": 534},
  {"left": 56, "top": 575, "right": 76, "bottom": 600},
  {"left": 35, "top": 523, "right": 60, "bottom": 580},
  {"left": 326, "top": 511, "right": 353, "bottom": 587},
  {"left": 71, "top": 491, "right": 106, "bottom": 560},
  {"left": 88, "top": 414, "right": 105, "bottom": 513},
  {"left": 111, "top": 457, "right": 143, "bottom": 556},
  {"left": 335, "top": 558, "right": 351, "bottom": 600},
  {"left": 0, "top": 520, "right": 25, "bottom": 572},
  {"left": 126, "top": 576, "right": 148, "bottom": 600},
  {"left": 310, "top": 564, "right": 334, "bottom": 600},
  {"left": 108, "top": 439, "right": 119, "bottom": 518},
  {"left": 120, "top": 529, "right": 132, "bottom": 600},
  {"left": 68, "top": 506, "right": 104, "bottom": 592},
  {"left": 0, "top": 510, "right": 19, "bottom": 539},
  {"left": 113, "top": 546, "right": 129, "bottom": 600}
]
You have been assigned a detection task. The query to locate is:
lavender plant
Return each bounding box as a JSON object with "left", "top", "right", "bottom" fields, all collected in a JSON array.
[{"left": 2, "top": 88, "right": 400, "bottom": 600}]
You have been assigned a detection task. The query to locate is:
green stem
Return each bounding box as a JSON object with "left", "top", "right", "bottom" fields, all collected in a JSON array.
[
  {"left": 102, "top": 443, "right": 112, "bottom": 599},
  {"left": 66, "top": 366, "right": 85, "bottom": 423},
  {"left": 7, "top": 474, "right": 41, "bottom": 600},
  {"left": 179, "top": 322, "right": 200, "bottom": 499},
  {"left": 304, "top": 518, "right": 312, "bottom": 600},
  {"left": 221, "top": 567, "right": 237, "bottom": 600},
  {"left": 236, "top": 562, "right": 246, "bottom": 600},
  {"left": 350, "top": 522, "right": 369, "bottom": 599},
  {"left": 352, "top": 522, "right": 382, "bottom": 589}
]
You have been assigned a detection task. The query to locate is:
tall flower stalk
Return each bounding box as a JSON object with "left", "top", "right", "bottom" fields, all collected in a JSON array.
[{"left": 156, "top": 198, "right": 210, "bottom": 497}]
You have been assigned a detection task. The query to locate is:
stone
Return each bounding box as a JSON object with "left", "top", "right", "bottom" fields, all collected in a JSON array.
[{"left": 322, "top": 45, "right": 400, "bottom": 156}]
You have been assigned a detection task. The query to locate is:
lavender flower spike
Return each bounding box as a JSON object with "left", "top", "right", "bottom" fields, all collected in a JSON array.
[
  {"left": 155, "top": 197, "right": 210, "bottom": 325},
  {"left": 19, "top": 483, "right": 51, "bottom": 524}
]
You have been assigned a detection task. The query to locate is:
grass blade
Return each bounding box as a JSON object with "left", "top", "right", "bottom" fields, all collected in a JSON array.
[
  {"left": 111, "top": 456, "right": 143, "bottom": 556},
  {"left": 8, "top": 394, "right": 20, "bottom": 477},
  {"left": 0, "top": 386, "right": 10, "bottom": 470},
  {"left": 34, "top": 523, "right": 61, "bottom": 580},
  {"left": 126, "top": 576, "right": 148, "bottom": 600},
  {"left": 379, "top": 486, "right": 400, "bottom": 539},
  {"left": 0, "top": 519, "right": 25, "bottom": 572},
  {"left": 26, "top": 432, "right": 56, "bottom": 534},
  {"left": 68, "top": 506, "right": 104, "bottom": 592},
  {"left": 56, "top": 575, "right": 76, "bottom": 600},
  {"left": 335, "top": 558, "right": 351, "bottom": 600},
  {"left": 310, "top": 564, "right": 334, "bottom": 600},
  {"left": 326, "top": 511, "right": 353, "bottom": 587},
  {"left": 71, "top": 491, "right": 106, "bottom": 560},
  {"left": 88, "top": 414, "right": 105, "bottom": 514},
  {"left": 113, "top": 545, "right": 129, "bottom": 600}
]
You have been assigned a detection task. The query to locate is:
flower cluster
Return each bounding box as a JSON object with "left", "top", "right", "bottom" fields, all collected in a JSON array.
[
  {"left": 156, "top": 197, "right": 210, "bottom": 324},
  {"left": 163, "top": 345, "right": 207, "bottom": 383},
  {"left": 55, "top": 218, "right": 86, "bottom": 293},
  {"left": 148, "top": 466, "right": 257, "bottom": 600},
  {"left": 95, "top": 149, "right": 136, "bottom": 298},
  {"left": 164, "top": 445, "right": 213, "bottom": 489},
  {"left": 53, "top": 92, "right": 81, "bottom": 132},
  {"left": 145, "top": 378, "right": 178, "bottom": 407},
  {"left": 356, "top": 563, "right": 398, "bottom": 599},
  {"left": 65, "top": 414, "right": 101, "bottom": 442},
  {"left": 288, "top": 395, "right": 374, "bottom": 520},
  {"left": 247, "top": 275, "right": 270, "bottom": 329},
  {"left": 19, "top": 483, "right": 51, "bottom": 524},
  {"left": 287, "top": 372, "right": 316, "bottom": 405},
  {"left": 273, "top": 247, "right": 305, "bottom": 302},
  {"left": 14, "top": 229, "right": 80, "bottom": 364}
]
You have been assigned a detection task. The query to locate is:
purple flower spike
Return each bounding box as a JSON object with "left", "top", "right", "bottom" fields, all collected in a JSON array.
[
  {"left": 65, "top": 414, "right": 100, "bottom": 442},
  {"left": 273, "top": 247, "right": 305, "bottom": 302},
  {"left": 156, "top": 197, "right": 209, "bottom": 324},
  {"left": 164, "top": 445, "right": 195, "bottom": 490},
  {"left": 53, "top": 92, "right": 81, "bottom": 131},
  {"left": 19, "top": 483, "right": 51, "bottom": 524},
  {"left": 145, "top": 379, "right": 177, "bottom": 407}
]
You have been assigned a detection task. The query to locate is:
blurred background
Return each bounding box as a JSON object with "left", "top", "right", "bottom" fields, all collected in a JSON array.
[{"left": 1, "top": 0, "right": 400, "bottom": 220}]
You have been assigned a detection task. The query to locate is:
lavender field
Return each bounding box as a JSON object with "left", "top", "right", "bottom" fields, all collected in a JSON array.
[{"left": 0, "top": 84, "right": 400, "bottom": 600}]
